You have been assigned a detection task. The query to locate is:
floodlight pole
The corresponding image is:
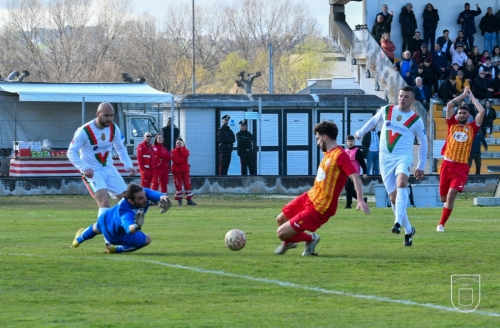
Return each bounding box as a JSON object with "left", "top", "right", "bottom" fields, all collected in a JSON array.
[{"left": 192, "top": 0, "right": 196, "bottom": 94}]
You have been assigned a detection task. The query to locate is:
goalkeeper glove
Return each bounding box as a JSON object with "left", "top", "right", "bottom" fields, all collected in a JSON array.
[
  {"left": 134, "top": 209, "right": 145, "bottom": 229},
  {"left": 158, "top": 197, "right": 172, "bottom": 214}
]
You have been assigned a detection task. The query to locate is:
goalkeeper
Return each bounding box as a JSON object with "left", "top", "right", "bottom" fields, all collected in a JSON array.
[{"left": 72, "top": 183, "right": 172, "bottom": 253}]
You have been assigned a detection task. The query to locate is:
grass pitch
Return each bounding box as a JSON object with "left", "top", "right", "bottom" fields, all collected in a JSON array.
[{"left": 1, "top": 193, "right": 500, "bottom": 327}]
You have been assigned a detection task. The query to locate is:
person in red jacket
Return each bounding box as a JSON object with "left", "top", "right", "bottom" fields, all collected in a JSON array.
[
  {"left": 151, "top": 134, "right": 171, "bottom": 193},
  {"left": 137, "top": 132, "right": 156, "bottom": 188},
  {"left": 171, "top": 138, "right": 197, "bottom": 205}
]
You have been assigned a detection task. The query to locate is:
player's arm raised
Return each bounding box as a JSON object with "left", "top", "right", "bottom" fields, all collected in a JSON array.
[
  {"left": 349, "top": 173, "right": 370, "bottom": 214},
  {"left": 469, "top": 90, "right": 485, "bottom": 126},
  {"left": 446, "top": 86, "right": 470, "bottom": 119}
]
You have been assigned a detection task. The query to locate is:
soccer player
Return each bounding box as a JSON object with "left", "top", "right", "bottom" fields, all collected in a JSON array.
[
  {"left": 72, "top": 184, "right": 172, "bottom": 253},
  {"left": 437, "top": 86, "right": 485, "bottom": 232},
  {"left": 274, "top": 121, "right": 370, "bottom": 256},
  {"left": 355, "top": 86, "right": 428, "bottom": 246},
  {"left": 67, "top": 102, "right": 137, "bottom": 251}
]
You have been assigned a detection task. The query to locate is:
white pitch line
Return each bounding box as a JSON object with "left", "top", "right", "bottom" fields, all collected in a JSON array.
[{"left": 2, "top": 252, "right": 500, "bottom": 317}]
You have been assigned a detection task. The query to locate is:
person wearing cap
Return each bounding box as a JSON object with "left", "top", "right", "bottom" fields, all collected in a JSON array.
[
  {"left": 450, "top": 42, "right": 468, "bottom": 68},
  {"left": 217, "top": 114, "right": 235, "bottom": 175},
  {"left": 422, "top": 3, "right": 440, "bottom": 50},
  {"left": 162, "top": 117, "right": 180, "bottom": 151},
  {"left": 399, "top": 3, "right": 417, "bottom": 52},
  {"left": 412, "top": 42, "right": 433, "bottom": 65},
  {"left": 457, "top": 2, "right": 482, "bottom": 50},
  {"left": 236, "top": 119, "right": 256, "bottom": 175},
  {"left": 479, "top": 7, "right": 496, "bottom": 55},
  {"left": 137, "top": 132, "right": 156, "bottom": 188}
]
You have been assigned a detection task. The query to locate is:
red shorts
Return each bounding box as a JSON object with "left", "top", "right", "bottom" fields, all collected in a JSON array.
[
  {"left": 282, "top": 193, "right": 329, "bottom": 233},
  {"left": 439, "top": 160, "right": 469, "bottom": 196}
]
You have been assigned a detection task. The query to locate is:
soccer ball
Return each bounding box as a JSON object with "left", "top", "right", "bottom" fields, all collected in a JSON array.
[{"left": 224, "top": 229, "right": 246, "bottom": 251}]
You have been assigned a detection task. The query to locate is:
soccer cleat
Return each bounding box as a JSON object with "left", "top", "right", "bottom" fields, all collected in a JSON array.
[
  {"left": 302, "top": 233, "right": 320, "bottom": 256},
  {"left": 187, "top": 200, "right": 197, "bottom": 205},
  {"left": 363, "top": 197, "right": 368, "bottom": 203},
  {"left": 105, "top": 244, "right": 117, "bottom": 253},
  {"left": 178, "top": 200, "right": 182, "bottom": 206},
  {"left": 274, "top": 242, "right": 298, "bottom": 255},
  {"left": 344, "top": 205, "right": 352, "bottom": 209},
  {"left": 391, "top": 222, "right": 401, "bottom": 234},
  {"left": 72, "top": 228, "right": 85, "bottom": 248},
  {"left": 404, "top": 227, "right": 416, "bottom": 246},
  {"left": 437, "top": 224, "right": 445, "bottom": 232}
]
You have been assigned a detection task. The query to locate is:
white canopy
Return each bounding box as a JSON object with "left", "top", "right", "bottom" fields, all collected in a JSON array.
[{"left": 0, "top": 82, "right": 173, "bottom": 103}]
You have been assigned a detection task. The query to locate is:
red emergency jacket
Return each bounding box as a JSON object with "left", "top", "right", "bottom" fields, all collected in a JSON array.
[
  {"left": 171, "top": 146, "right": 190, "bottom": 173},
  {"left": 137, "top": 140, "right": 156, "bottom": 171}
]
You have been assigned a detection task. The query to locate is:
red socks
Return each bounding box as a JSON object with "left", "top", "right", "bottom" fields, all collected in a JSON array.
[{"left": 439, "top": 207, "right": 453, "bottom": 226}]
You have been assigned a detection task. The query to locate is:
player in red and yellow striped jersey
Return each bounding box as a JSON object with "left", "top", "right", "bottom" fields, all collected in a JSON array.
[
  {"left": 438, "top": 86, "right": 485, "bottom": 232},
  {"left": 274, "top": 121, "right": 370, "bottom": 256}
]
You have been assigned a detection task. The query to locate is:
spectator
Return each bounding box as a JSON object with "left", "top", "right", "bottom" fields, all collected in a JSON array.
[
  {"left": 408, "top": 31, "right": 424, "bottom": 54},
  {"left": 482, "top": 100, "right": 497, "bottom": 136},
  {"left": 375, "top": 4, "right": 392, "bottom": 31},
  {"left": 394, "top": 50, "right": 418, "bottom": 85},
  {"left": 437, "top": 29, "right": 453, "bottom": 64},
  {"left": 236, "top": 119, "right": 256, "bottom": 175},
  {"left": 372, "top": 13, "right": 393, "bottom": 43},
  {"left": 454, "top": 30, "right": 470, "bottom": 53},
  {"left": 469, "top": 46, "right": 482, "bottom": 67},
  {"left": 151, "top": 134, "right": 171, "bottom": 194},
  {"left": 463, "top": 58, "right": 478, "bottom": 84},
  {"left": 468, "top": 130, "right": 488, "bottom": 175},
  {"left": 480, "top": 50, "right": 490, "bottom": 63},
  {"left": 479, "top": 57, "right": 496, "bottom": 81},
  {"left": 412, "top": 43, "right": 433, "bottom": 64},
  {"left": 414, "top": 77, "right": 432, "bottom": 111},
  {"left": 422, "top": 3, "right": 439, "bottom": 48},
  {"left": 496, "top": 8, "right": 500, "bottom": 46},
  {"left": 438, "top": 75, "right": 458, "bottom": 102},
  {"left": 162, "top": 117, "right": 180, "bottom": 151},
  {"left": 473, "top": 71, "right": 493, "bottom": 100},
  {"left": 479, "top": 7, "right": 497, "bottom": 55},
  {"left": 433, "top": 43, "right": 450, "bottom": 82},
  {"left": 137, "top": 132, "right": 156, "bottom": 188},
  {"left": 171, "top": 138, "right": 197, "bottom": 206},
  {"left": 457, "top": 2, "right": 482, "bottom": 50},
  {"left": 411, "top": 64, "right": 426, "bottom": 83},
  {"left": 344, "top": 135, "right": 368, "bottom": 209},
  {"left": 422, "top": 58, "right": 438, "bottom": 92},
  {"left": 492, "top": 71, "right": 500, "bottom": 97},
  {"left": 491, "top": 46, "right": 500, "bottom": 67},
  {"left": 451, "top": 63, "right": 461, "bottom": 76},
  {"left": 399, "top": 3, "right": 417, "bottom": 52},
  {"left": 217, "top": 114, "right": 235, "bottom": 175},
  {"left": 455, "top": 70, "right": 471, "bottom": 94},
  {"left": 450, "top": 43, "right": 469, "bottom": 68},
  {"left": 361, "top": 127, "right": 380, "bottom": 175},
  {"left": 380, "top": 32, "right": 396, "bottom": 63}
]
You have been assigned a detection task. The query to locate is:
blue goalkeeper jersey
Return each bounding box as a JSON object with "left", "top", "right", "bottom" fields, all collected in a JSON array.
[{"left": 97, "top": 188, "right": 162, "bottom": 238}]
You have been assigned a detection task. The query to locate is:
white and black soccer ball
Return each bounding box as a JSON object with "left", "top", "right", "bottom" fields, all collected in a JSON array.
[{"left": 224, "top": 229, "right": 246, "bottom": 251}]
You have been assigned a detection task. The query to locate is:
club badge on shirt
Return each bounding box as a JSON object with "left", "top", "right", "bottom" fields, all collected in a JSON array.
[
  {"left": 396, "top": 115, "right": 402, "bottom": 121},
  {"left": 101, "top": 133, "right": 106, "bottom": 141}
]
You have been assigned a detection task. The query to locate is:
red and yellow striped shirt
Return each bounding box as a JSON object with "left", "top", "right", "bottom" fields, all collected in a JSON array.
[
  {"left": 442, "top": 116, "right": 479, "bottom": 164},
  {"left": 308, "top": 146, "right": 356, "bottom": 216}
]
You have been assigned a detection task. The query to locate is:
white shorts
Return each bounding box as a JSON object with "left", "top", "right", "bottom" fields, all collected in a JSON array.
[
  {"left": 82, "top": 165, "right": 127, "bottom": 199},
  {"left": 380, "top": 157, "right": 413, "bottom": 195}
]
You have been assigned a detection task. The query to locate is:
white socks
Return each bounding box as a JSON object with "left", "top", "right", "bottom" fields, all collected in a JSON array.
[
  {"left": 98, "top": 207, "right": 110, "bottom": 244},
  {"left": 395, "top": 188, "right": 412, "bottom": 234}
]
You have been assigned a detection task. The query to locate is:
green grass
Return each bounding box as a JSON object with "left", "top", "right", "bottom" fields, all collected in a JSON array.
[{"left": 1, "top": 193, "right": 500, "bottom": 327}]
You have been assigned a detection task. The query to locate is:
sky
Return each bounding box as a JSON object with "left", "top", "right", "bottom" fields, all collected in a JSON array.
[{"left": 0, "top": 0, "right": 363, "bottom": 36}]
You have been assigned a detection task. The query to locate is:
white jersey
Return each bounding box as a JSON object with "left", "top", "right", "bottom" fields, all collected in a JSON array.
[
  {"left": 67, "top": 119, "right": 133, "bottom": 172},
  {"left": 355, "top": 105, "right": 428, "bottom": 171}
]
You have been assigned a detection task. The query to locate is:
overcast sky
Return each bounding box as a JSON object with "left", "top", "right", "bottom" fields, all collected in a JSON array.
[{"left": 0, "top": 0, "right": 363, "bottom": 35}]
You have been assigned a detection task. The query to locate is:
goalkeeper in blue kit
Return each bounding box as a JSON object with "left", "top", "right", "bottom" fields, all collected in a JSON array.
[{"left": 72, "top": 183, "right": 172, "bottom": 253}]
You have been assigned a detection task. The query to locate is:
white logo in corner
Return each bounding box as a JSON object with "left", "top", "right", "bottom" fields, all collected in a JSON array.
[{"left": 451, "top": 274, "right": 480, "bottom": 313}]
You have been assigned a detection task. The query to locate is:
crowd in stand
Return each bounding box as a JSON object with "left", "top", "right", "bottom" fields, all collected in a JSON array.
[{"left": 372, "top": 2, "right": 500, "bottom": 110}]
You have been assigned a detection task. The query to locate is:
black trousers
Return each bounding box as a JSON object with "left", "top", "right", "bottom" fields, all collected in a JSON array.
[
  {"left": 468, "top": 152, "right": 482, "bottom": 175},
  {"left": 345, "top": 178, "right": 358, "bottom": 206},
  {"left": 239, "top": 155, "right": 256, "bottom": 175},
  {"left": 218, "top": 149, "right": 232, "bottom": 175}
]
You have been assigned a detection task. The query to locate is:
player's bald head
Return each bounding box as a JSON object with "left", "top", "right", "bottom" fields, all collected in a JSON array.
[{"left": 97, "top": 102, "right": 114, "bottom": 115}]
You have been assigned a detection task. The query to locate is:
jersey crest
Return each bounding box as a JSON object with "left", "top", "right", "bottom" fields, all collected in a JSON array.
[
  {"left": 384, "top": 105, "right": 420, "bottom": 152},
  {"left": 82, "top": 122, "right": 117, "bottom": 166}
]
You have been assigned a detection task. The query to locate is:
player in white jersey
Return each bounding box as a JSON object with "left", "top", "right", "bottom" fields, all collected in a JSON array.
[
  {"left": 67, "top": 102, "right": 137, "bottom": 251},
  {"left": 355, "top": 86, "right": 428, "bottom": 246}
]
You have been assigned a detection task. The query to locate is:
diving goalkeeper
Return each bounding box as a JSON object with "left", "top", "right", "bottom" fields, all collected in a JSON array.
[{"left": 72, "top": 183, "right": 172, "bottom": 253}]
